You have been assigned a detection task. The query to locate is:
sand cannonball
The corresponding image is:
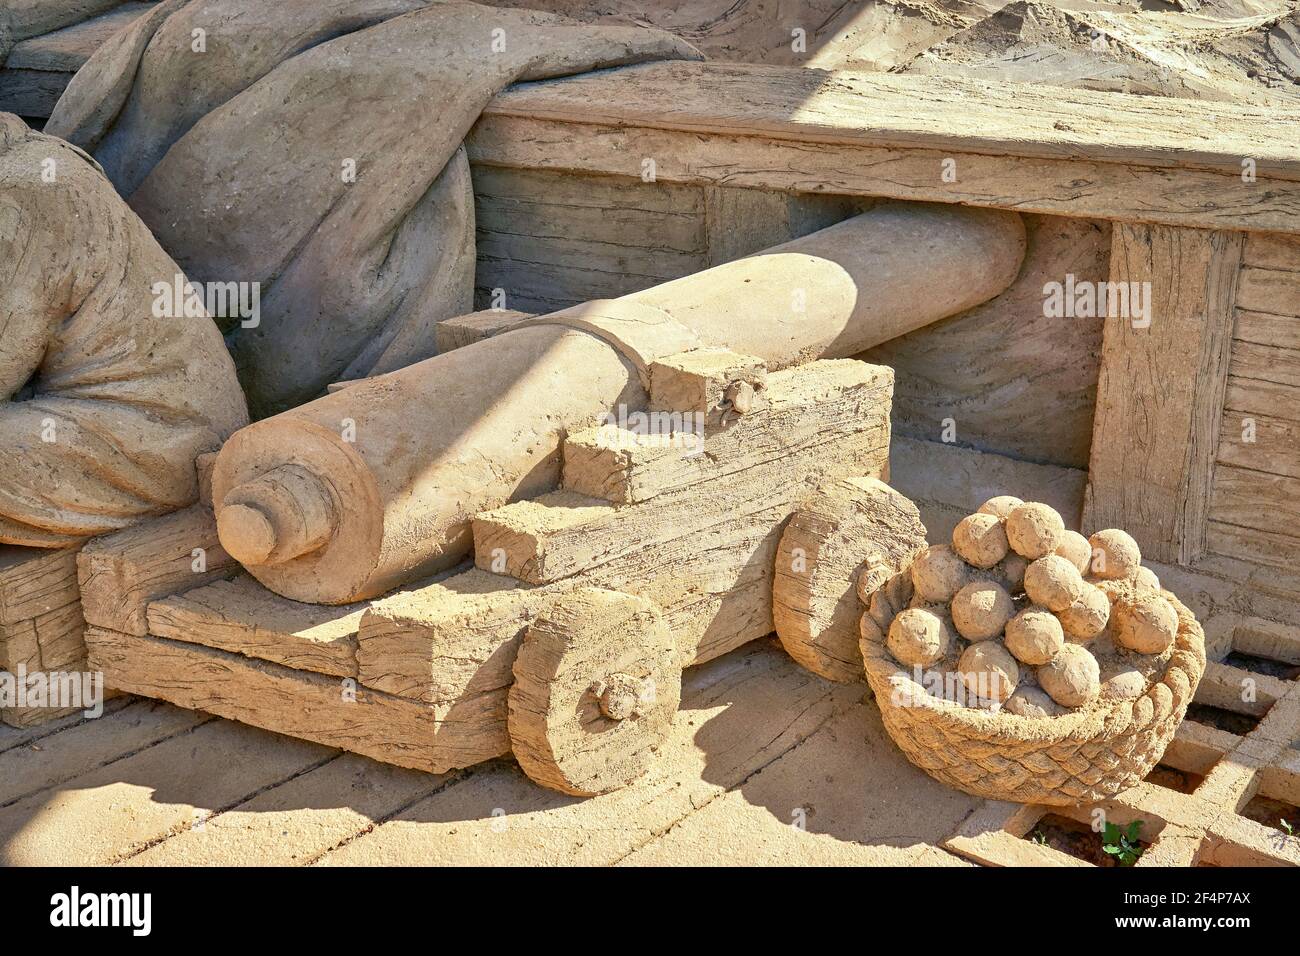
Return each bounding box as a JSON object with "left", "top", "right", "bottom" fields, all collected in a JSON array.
[
  {"left": 977, "top": 495, "right": 1024, "bottom": 520},
  {"left": 998, "top": 553, "right": 1028, "bottom": 593},
  {"left": 1004, "top": 685, "right": 1063, "bottom": 718},
  {"left": 958, "top": 641, "right": 1020, "bottom": 702},
  {"left": 951, "top": 580, "right": 1015, "bottom": 641},
  {"left": 1056, "top": 583, "right": 1111, "bottom": 642},
  {"left": 952, "top": 512, "right": 1010, "bottom": 569},
  {"left": 886, "top": 607, "right": 952, "bottom": 667},
  {"left": 1102, "top": 669, "right": 1148, "bottom": 701},
  {"left": 1055, "top": 530, "right": 1092, "bottom": 575},
  {"left": 1133, "top": 566, "right": 1161, "bottom": 591},
  {"left": 1112, "top": 592, "right": 1178, "bottom": 654},
  {"left": 1037, "top": 644, "right": 1101, "bottom": 708},
  {"left": 1088, "top": 528, "right": 1142, "bottom": 581},
  {"left": 1005, "top": 502, "right": 1065, "bottom": 560},
  {"left": 911, "top": 544, "right": 970, "bottom": 603},
  {"left": 1023, "top": 554, "right": 1084, "bottom": 613},
  {"left": 1004, "top": 607, "right": 1065, "bottom": 665}
]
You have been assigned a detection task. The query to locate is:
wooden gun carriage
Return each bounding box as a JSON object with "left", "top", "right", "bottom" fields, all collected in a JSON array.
[{"left": 80, "top": 334, "right": 925, "bottom": 794}]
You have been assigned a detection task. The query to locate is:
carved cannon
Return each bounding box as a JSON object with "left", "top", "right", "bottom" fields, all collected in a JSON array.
[
  {"left": 80, "top": 204, "right": 1028, "bottom": 793},
  {"left": 209, "top": 203, "right": 1024, "bottom": 604},
  {"left": 82, "top": 337, "right": 935, "bottom": 794}
]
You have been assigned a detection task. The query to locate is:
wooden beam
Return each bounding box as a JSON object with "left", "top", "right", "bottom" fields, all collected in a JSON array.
[
  {"left": 77, "top": 505, "right": 238, "bottom": 636},
  {"left": 470, "top": 62, "right": 1300, "bottom": 235},
  {"left": 1083, "top": 224, "right": 1244, "bottom": 564},
  {"left": 86, "top": 627, "right": 504, "bottom": 775}
]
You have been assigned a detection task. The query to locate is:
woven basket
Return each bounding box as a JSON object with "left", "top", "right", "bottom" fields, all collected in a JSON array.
[{"left": 859, "top": 569, "right": 1206, "bottom": 806}]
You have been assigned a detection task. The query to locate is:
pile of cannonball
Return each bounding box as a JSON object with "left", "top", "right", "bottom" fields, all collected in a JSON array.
[{"left": 883, "top": 496, "right": 1178, "bottom": 715}]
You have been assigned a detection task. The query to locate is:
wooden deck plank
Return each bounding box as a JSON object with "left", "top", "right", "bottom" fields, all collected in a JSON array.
[
  {"left": 1210, "top": 464, "right": 1300, "bottom": 537},
  {"left": 315, "top": 641, "right": 857, "bottom": 866},
  {"left": 617, "top": 704, "right": 980, "bottom": 865},
  {"left": 124, "top": 753, "right": 457, "bottom": 866},
  {"left": 0, "top": 699, "right": 207, "bottom": 808},
  {"left": 0, "top": 719, "right": 334, "bottom": 866},
  {"left": 1243, "top": 233, "right": 1300, "bottom": 271},
  {"left": 0, "top": 695, "right": 131, "bottom": 756}
]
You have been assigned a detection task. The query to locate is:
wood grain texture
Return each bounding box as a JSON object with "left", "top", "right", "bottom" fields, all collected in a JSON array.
[
  {"left": 562, "top": 362, "right": 886, "bottom": 504},
  {"left": 1232, "top": 310, "right": 1300, "bottom": 350},
  {"left": 1208, "top": 259, "right": 1300, "bottom": 574},
  {"left": 483, "top": 62, "right": 1300, "bottom": 178},
  {"left": 434, "top": 308, "right": 533, "bottom": 353},
  {"left": 86, "top": 627, "right": 505, "bottom": 774},
  {"left": 1229, "top": 341, "right": 1300, "bottom": 389},
  {"left": 773, "top": 477, "right": 927, "bottom": 683},
  {"left": 0, "top": 545, "right": 88, "bottom": 727},
  {"left": 1223, "top": 376, "right": 1300, "bottom": 423},
  {"left": 363, "top": 359, "right": 893, "bottom": 704},
  {"left": 1235, "top": 268, "right": 1300, "bottom": 318},
  {"left": 468, "top": 165, "right": 863, "bottom": 315},
  {"left": 1242, "top": 233, "right": 1300, "bottom": 271},
  {"left": 474, "top": 361, "right": 892, "bottom": 585},
  {"left": 508, "top": 588, "right": 680, "bottom": 796},
  {"left": 1210, "top": 465, "right": 1300, "bottom": 534},
  {"left": 77, "top": 505, "right": 237, "bottom": 636},
  {"left": 1217, "top": 411, "right": 1300, "bottom": 480},
  {"left": 1083, "top": 223, "right": 1243, "bottom": 564},
  {"left": 471, "top": 62, "right": 1300, "bottom": 234},
  {"left": 0, "top": 545, "right": 80, "bottom": 627},
  {"left": 471, "top": 165, "right": 707, "bottom": 314},
  {"left": 1206, "top": 522, "right": 1300, "bottom": 574},
  {"left": 147, "top": 575, "right": 364, "bottom": 679}
]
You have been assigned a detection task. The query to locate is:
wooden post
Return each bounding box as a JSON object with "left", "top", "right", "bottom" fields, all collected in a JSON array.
[{"left": 1083, "top": 223, "right": 1244, "bottom": 564}]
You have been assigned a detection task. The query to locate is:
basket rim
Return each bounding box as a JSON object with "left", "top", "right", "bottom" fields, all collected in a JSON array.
[{"left": 862, "top": 588, "right": 1206, "bottom": 746}]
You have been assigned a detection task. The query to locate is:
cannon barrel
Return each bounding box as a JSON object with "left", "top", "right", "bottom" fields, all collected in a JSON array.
[{"left": 212, "top": 201, "right": 1026, "bottom": 603}]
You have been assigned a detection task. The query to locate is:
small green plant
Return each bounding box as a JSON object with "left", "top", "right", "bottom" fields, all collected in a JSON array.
[
  {"left": 1282, "top": 818, "right": 1295, "bottom": 838},
  {"left": 1102, "top": 820, "right": 1144, "bottom": 866},
  {"left": 1030, "top": 829, "right": 1047, "bottom": 846}
]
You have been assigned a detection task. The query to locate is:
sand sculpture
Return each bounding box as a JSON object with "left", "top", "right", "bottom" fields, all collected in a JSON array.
[
  {"left": 858, "top": 497, "right": 1206, "bottom": 804},
  {"left": 1, "top": 0, "right": 1283, "bottom": 821},
  {"left": 0, "top": 109, "right": 245, "bottom": 728},
  {"left": 85, "top": 331, "right": 930, "bottom": 792},
  {"left": 44, "top": 0, "right": 700, "bottom": 416},
  {"left": 210, "top": 203, "right": 1026, "bottom": 604},
  {"left": 0, "top": 113, "right": 247, "bottom": 546}
]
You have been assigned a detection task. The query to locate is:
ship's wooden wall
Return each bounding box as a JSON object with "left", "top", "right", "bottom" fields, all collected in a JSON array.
[
  {"left": 864, "top": 215, "right": 1109, "bottom": 470},
  {"left": 469, "top": 165, "right": 862, "bottom": 314},
  {"left": 1208, "top": 233, "right": 1300, "bottom": 574},
  {"left": 473, "top": 165, "right": 1109, "bottom": 472}
]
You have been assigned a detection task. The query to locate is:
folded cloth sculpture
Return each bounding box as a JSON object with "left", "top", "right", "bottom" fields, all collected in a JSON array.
[
  {"left": 46, "top": 0, "right": 700, "bottom": 417},
  {"left": 0, "top": 114, "right": 248, "bottom": 547}
]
